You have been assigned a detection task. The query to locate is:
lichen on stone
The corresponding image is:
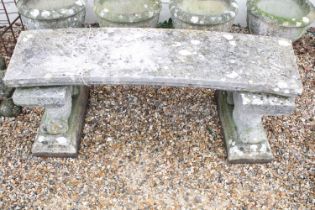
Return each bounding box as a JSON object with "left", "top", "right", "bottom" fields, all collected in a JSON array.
[
  {"left": 94, "top": 0, "right": 161, "bottom": 25},
  {"left": 247, "top": 0, "right": 315, "bottom": 27},
  {"left": 170, "top": 0, "right": 238, "bottom": 26},
  {"left": 17, "top": 0, "right": 86, "bottom": 20}
]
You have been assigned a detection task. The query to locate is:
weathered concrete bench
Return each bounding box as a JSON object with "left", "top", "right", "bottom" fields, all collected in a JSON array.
[{"left": 4, "top": 28, "right": 303, "bottom": 163}]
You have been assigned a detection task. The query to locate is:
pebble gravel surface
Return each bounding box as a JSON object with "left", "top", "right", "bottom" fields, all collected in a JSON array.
[{"left": 0, "top": 26, "right": 314, "bottom": 209}]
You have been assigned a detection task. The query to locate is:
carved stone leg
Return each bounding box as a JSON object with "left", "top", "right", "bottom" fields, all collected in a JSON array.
[
  {"left": 13, "top": 86, "right": 89, "bottom": 157},
  {"left": 40, "top": 90, "right": 72, "bottom": 135},
  {"left": 217, "top": 91, "right": 295, "bottom": 163}
]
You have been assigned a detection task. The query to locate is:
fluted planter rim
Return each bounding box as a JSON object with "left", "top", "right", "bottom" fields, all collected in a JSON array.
[
  {"left": 16, "top": 0, "right": 86, "bottom": 20},
  {"left": 169, "top": 0, "right": 239, "bottom": 25},
  {"left": 94, "top": 0, "right": 161, "bottom": 23},
  {"left": 247, "top": 0, "right": 315, "bottom": 28}
]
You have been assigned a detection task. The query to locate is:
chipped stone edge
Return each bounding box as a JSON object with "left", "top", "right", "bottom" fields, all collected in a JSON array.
[
  {"left": 13, "top": 86, "right": 70, "bottom": 107},
  {"left": 236, "top": 92, "right": 296, "bottom": 116}
]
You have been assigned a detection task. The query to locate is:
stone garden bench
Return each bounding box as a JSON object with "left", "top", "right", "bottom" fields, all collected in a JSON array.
[{"left": 4, "top": 28, "right": 303, "bottom": 163}]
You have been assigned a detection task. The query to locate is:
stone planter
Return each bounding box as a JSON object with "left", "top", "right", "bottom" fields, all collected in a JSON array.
[
  {"left": 94, "top": 0, "right": 161, "bottom": 28},
  {"left": 247, "top": 0, "right": 315, "bottom": 41},
  {"left": 17, "top": 0, "right": 86, "bottom": 29},
  {"left": 170, "top": 0, "right": 238, "bottom": 32}
]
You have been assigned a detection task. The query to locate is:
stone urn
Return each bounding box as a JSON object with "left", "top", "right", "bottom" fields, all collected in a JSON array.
[
  {"left": 247, "top": 0, "right": 315, "bottom": 41},
  {"left": 94, "top": 0, "right": 161, "bottom": 28},
  {"left": 17, "top": 0, "right": 86, "bottom": 29},
  {"left": 170, "top": 0, "right": 239, "bottom": 32}
]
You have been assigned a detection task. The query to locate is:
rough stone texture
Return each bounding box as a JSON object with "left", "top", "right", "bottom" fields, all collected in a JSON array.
[
  {"left": 233, "top": 103, "right": 268, "bottom": 144},
  {"left": 13, "top": 86, "right": 72, "bottom": 107},
  {"left": 234, "top": 92, "right": 296, "bottom": 115},
  {"left": 13, "top": 86, "right": 73, "bottom": 135},
  {"left": 94, "top": 0, "right": 161, "bottom": 28},
  {"left": 247, "top": 0, "right": 315, "bottom": 41},
  {"left": 0, "top": 70, "right": 12, "bottom": 99},
  {"left": 218, "top": 90, "right": 295, "bottom": 163},
  {"left": 217, "top": 91, "right": 274, "bottom": 163},
  {"left": 12, "top": 86, "right": 88, "bottom": 157},
  {"left": 0, "top": 57, "right": 21, "bottom": 117},
  {"left": 32, "top": 87, "right": 88, "bottom": 157},
  {"left": 170, "top": 0, "right": 238, "bottom": 32},
  {"left": 40, "top": 91, "right": 72, "bottom": 135},
  {"left": 4, "top": 28, "right": 302, "bottom": 97},
  {"left": 232, "top": 92, "right": 294, "bottom": 143},
  {"left": 0, "top": 57, "right": 8, "bottom": 99},
  {"left": 0, "top": 71, "right": 13, "bottom": 100},
  {"left": 17, "top": 0, "right": 86, "bottom": 29}
]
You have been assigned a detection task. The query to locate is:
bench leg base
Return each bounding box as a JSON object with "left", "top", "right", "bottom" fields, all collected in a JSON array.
[
  {"left": 32, "top": 87, "right": 89, "bottom": 157},
  {"left": 217, "top": 91, "right": 273, "bottom": 164}
]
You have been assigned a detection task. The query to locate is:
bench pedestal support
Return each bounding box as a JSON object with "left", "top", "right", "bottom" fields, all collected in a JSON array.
[
  {"left": 13, "top": 86, "right": 89, "bottom": 157},
  {"left": 217, "top": 91, "right": 294, "bottom": 163}
]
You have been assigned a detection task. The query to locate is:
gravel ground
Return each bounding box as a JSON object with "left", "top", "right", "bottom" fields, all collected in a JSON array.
[
  {"left": 0, "top": 26, "right": 314, "bottom": 209},
  {"left": 0, "top": 24, "right": 23, "bottom": 63}
]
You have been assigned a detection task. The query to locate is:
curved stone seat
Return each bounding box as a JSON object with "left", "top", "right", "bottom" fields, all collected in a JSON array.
[
  {"left": 4, "top": 28, "right": 302, "bottom": 97},
  {"left": 4, "top": 28, "right": 303, "bottom": 162}
]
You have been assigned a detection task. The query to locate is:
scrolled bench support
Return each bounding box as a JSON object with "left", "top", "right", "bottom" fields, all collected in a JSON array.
[
  {"left": 13, "top": 86, "right": 89, "bottom": 157},
  {"left": 217, "top": 91, "right": 295, "bottom": 163}
]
